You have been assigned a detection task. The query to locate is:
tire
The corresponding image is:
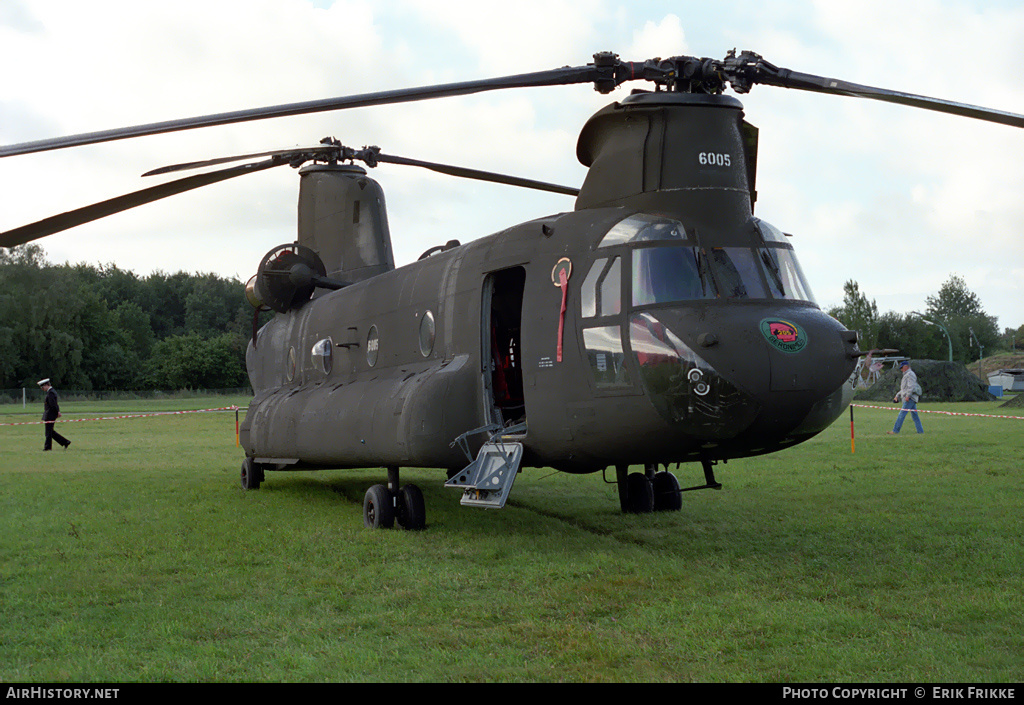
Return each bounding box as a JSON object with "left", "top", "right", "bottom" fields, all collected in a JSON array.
[
  {"left": 624, "top": 472, "right": 654, "bottom": 514},
  {"left": 396, "top": 484, "right": 426, "bottom": 531},
  {"left": 363, "top": 484, "right": 395, "bottom": 529},
  {"left": 652, "top": 472, "right": 682, "bottom": 512},
  {"left": 241, "top": 457, "right": 262, "bottom": 490}
]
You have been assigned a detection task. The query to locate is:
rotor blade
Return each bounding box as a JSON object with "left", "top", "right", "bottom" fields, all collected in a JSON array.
[
  {"left": 373, "top": 152, "right": 579, "bottom": 196},
  {"left": 723, "top": 53, "right": 1024, "bottom": 129},
  {"left": 142, "top": 144, "right": 337, "bottom": 176},
  {"left": 772, "top": 71, "right": 1024, "bottom": 127},
  {"left": 1, "top": 64, "right": 609, "bottom": 159},
  {"left": 0, "top": 158, "right": 283, "bottom": 247}
]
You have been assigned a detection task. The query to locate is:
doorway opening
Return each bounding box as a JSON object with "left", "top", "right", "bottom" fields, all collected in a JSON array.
[{"left": 482, "top": 267, "right": 526, "bottom": 428}]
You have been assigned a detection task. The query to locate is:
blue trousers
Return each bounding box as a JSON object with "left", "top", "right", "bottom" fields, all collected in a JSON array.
[{"left": 892, "top": 399, "right": 924, "bottom": 433}]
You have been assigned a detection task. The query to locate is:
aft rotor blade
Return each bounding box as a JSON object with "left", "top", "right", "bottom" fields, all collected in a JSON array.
[
  {"left": 142, "top": 144, "right": 339, "bottom": 176},
  {"left": 373, "top": 152, "right": 580, "bottom": 196},
  {"left": 0, "top": 65, "right": 607, "bottom": 159},
  {"left": 0, "top": 158, "right": 283, "bottom": 247}
]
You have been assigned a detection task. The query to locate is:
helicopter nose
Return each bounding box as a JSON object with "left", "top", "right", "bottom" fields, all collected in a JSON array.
[
  {"left": 630, "top": 312, "right": 763, "bottom": 441},
  {"left": 631, "top": 307, "right": 858, "bottom": 442},
  {"left": 747, "top": 310, "right": 859, "bottom": 436}
]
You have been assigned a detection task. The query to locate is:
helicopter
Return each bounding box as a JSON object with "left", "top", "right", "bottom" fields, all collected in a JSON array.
[{"left": 4, "top": 50, "right": 1023, "bottom": 530}]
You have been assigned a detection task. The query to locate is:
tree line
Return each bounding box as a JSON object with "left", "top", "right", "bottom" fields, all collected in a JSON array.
[
  {"left": 3, "top": 244, "right": 1018, "bottom": 392},
  {"left": 827, "top": 275, "right": 1021, "bottom": 363},
  {"left": 0, "top": 244, "right": 263, "bottom": 391}
]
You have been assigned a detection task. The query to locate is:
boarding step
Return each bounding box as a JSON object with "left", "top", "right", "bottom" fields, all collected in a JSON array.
[{"left": 444, "top": 440, "right": 523, "bottom": 509}]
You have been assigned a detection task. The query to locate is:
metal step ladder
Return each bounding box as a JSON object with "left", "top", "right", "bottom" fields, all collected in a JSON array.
[{"left": 446, "top": 423, "right": 525, "bottom": 509}]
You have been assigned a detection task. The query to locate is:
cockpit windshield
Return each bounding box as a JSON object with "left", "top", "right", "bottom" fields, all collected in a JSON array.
[
  {"left": 632, "top": 246, "right": 714, "bottom": 305},
  {"left": 591, "top": 213, "right": 816, "bottom": 309}
]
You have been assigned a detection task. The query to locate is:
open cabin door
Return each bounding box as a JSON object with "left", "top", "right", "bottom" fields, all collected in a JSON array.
[
  {"left": 481, "top": 266, "right": 526, "bottom": 429},
  {"left": 445, "top": 265, "right": 527, "bottom": 510}
]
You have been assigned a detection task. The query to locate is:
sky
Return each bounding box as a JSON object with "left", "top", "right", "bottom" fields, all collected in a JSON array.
[{"left": 2, "top": 0, "right": 1022, "bottom": 331}]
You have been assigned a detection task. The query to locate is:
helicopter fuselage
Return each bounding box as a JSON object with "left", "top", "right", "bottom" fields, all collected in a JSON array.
[{"left": 239, "top": 91, "right": 860, "bottom": 477}]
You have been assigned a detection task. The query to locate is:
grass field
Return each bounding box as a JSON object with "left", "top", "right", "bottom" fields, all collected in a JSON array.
[{"left": 1, "top": 397, "right": 1021, "bottom": 682}]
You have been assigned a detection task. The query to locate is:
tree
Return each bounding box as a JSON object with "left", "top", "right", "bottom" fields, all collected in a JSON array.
[
  {"left": 1, "top": 246, "right": 251, "bottom": 391},
  {"left": 145, "top": 333, "right": 249, "bottom": 390},
  {"left": 876, "top": 312, "right": 944, "bottom": 360},
  {"left": 926, "top": 274, "right": 984, "bottom": 319},
  {"left": 827, "top": 280, "right": 880, "bottom": 350},
  {"left": 924, "top": 275, "right": 999, "bottom": 363}
]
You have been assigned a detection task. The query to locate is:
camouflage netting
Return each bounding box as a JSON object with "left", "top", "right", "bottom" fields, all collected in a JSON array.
[
  {"left": 998, "top": 393, "right": 1024, "bottom": 409},
  {"left": 857, "top": 360, "right": 996, "bottom": 402}
]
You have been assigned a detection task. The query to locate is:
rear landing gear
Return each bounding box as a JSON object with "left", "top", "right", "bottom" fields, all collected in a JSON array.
[
  {"left": 240, "top": 457, "right": 264, "bottom": 490},
  {"left": 363, "top": 484, "right": 394, "bottom": 529},
  {"left": 362, "top": 467, "right": 426, "bottom": 530}
]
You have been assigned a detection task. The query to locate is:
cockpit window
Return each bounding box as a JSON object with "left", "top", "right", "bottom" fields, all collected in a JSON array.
[
  {"left": 599, "top": 214, "right": 689, "bottom": 248},
  {"left": 582, "top": 326, "right": 633, "bottom": 388},
  {"left": 581, "top": 256, "right": 622, "bottom": 318},
  {"left": 596, "top": 212, "right": 816, "bottom": 306},
  {"left": 706, "top": 247, "right": 767, "bottom": 299},
  {"left": 760, "top": 246, "right": 816, "bottom": 303},
  {"left": 755, "top": 218, "right": 789, "bottom": 243},
  {"left": 632, "top": 246, "right": 715, "bottom": 306},
  {"left": 749, "top": 218, "right": 815, "bottom": 302}
]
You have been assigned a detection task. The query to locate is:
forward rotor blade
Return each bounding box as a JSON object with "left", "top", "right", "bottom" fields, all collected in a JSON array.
[
  {"left": 1, "top": 64, "right": 607, "bottom": 159},
  {"left": 722, "top": 53, "right": 1024, "bottom": 129},
  {"left": 373, "top": 152, "right": 579, "bottom": 196},
  {"left": 0, "top": 158, "right": 283, "bottom": 247},
  {"left": 770, "top": 70, "right": 1024, "bottom": 127}
]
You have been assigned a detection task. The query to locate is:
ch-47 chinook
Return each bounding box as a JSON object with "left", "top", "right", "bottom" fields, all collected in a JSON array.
[{"left": 4, "top": 51, "right": 1023, "bottom": 529}]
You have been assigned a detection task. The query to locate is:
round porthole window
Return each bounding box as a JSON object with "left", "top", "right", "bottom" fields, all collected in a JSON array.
[
  {"left": 311, "top": 338, "right": 333, "bottom": 375},
  {"left": 366, "top": 325, "right": 379, "bottom": 367},
  {"left": 286, "top": 347, "right": 296, "bottom": 381},
  {"left": 419, "top": 310, "right": 435, "bottom": 357}
]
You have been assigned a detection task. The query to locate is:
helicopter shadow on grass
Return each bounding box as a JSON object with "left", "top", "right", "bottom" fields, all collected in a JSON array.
[{"left": 239, "top": 465, "right": 852, "bottom": 566}]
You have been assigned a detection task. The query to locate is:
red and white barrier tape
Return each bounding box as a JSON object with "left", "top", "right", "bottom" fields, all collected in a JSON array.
[
  {"left": 0, "top": 406, "right": 239, "bottom": 427},
  {"left": 851, "top": 403, "right": 1024, "bottom": 420}
]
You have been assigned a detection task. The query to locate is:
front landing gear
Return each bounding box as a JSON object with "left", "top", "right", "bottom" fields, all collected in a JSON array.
[
  {"left": 614, "top": 460, "right": 722, "bottom": 514},
  {"left": 363, "top": 467, "right": 426, "bottom": 530}
]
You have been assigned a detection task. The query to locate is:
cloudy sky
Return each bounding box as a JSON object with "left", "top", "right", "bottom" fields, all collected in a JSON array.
[{"left": 2, "top": 0, "right": 1022, "bottom": 330}]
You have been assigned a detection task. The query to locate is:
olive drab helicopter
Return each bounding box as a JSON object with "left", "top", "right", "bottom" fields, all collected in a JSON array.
[{"left": 4, "top": 51, "right": 1023, "bottom": 529}]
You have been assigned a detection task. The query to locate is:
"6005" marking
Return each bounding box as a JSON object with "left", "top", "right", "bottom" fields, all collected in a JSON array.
[{"left": 698, "top": 152, "right": 731, "bottom": 167}]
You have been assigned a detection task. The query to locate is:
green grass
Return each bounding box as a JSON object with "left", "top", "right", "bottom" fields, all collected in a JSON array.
[{"left": 1, "top": 398, "right": 1021, "bottom": 682}]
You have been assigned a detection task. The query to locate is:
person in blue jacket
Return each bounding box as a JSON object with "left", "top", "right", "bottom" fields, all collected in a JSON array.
[{"left": 888, "top": 361, "right": 924, "bottom": 434}]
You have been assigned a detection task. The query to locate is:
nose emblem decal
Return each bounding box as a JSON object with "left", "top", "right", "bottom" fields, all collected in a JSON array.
[{"left": 759, "top": 318, "right": 807, "bottom": 353}]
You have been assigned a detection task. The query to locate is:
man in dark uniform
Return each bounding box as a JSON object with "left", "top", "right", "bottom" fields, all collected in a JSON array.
[{"left": 38, "top": 378, "right": 71, "bottom": 451}]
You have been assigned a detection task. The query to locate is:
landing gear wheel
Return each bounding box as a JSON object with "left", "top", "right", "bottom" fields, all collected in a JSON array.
[
  {"left": 652, "top": 472, "right": 682, "bottom": 512},
  {"left": 240, "top": 457, "right": 263, "bottom": 490},
  {"left": 624, "top": 472, "right": 654, "bottom": 514},
  {"left": 396, "top": 484, "right": 426, "bottom": 531},
  {"left": 363, "top": 484, "right": 395, "bottom": 529}
]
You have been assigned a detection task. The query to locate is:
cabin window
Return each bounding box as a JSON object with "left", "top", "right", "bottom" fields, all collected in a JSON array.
[
  {"left": 311, "top": 338, "right": 333, "bottom": 375},
  {"left": 582, "top": 326, "right": 632, "bottom": 388},
  {"left": 366, "top": 325, "right": 379, "bottom": 367},
  {"left": 581, "top": 256, "right": 621, "bottom": 318},
  {"left": 419, "top": 310, "right": 435, "bottom": 357}
]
